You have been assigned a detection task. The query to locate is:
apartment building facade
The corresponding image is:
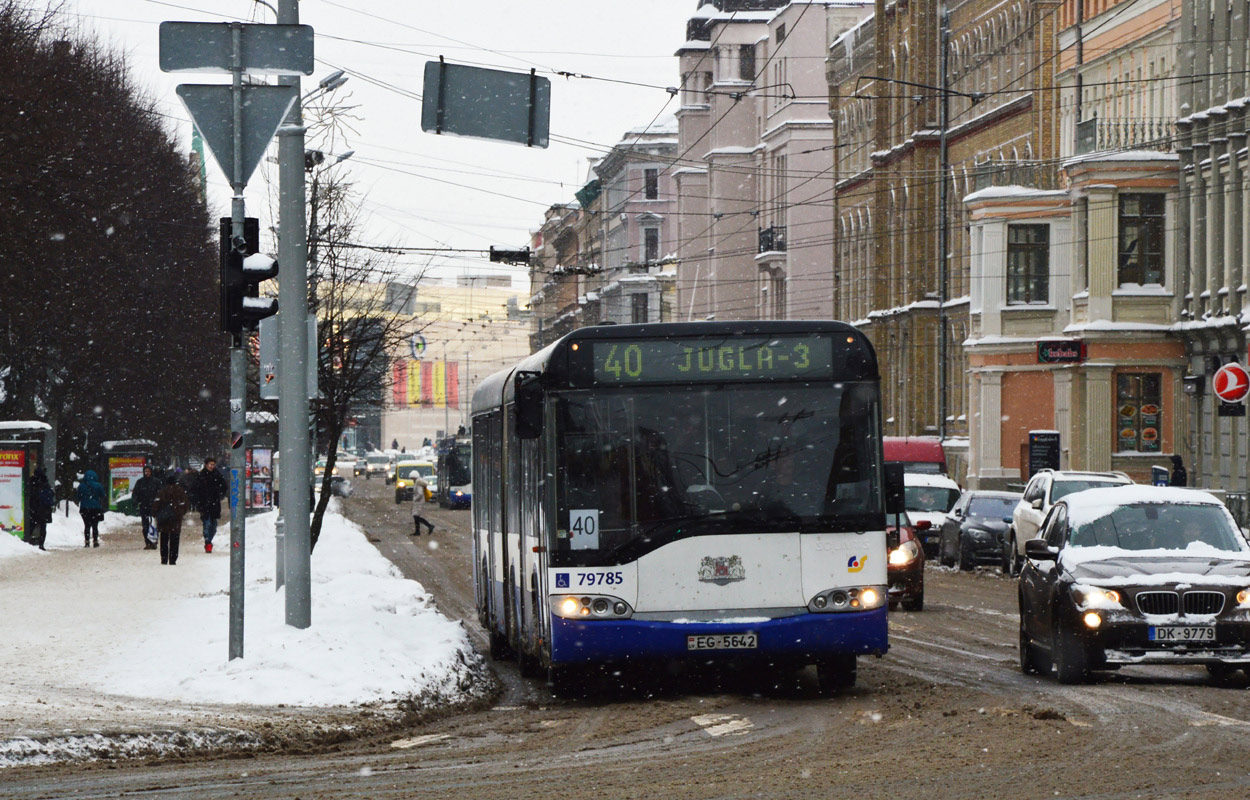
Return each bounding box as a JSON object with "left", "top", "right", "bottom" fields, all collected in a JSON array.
[
  {"left": 1174, "top": 0, "right": 1250, "bottom": 493},
  {"left": 675, "top": 0, "right": 870, "bottom": 323},
  {"left": 961, "top": 0, "right": 1187, "bottom": 487}
]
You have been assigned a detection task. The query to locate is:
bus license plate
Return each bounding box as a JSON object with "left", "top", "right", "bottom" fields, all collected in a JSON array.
[
  {"left": 1149, "top": 626, "right": 1215, "bottom": 642},
  {"left": 687, "top": 633, "right": 757, "bottom": 651}
]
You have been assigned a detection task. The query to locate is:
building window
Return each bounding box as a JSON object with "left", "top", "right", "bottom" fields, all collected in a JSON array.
[
  {"left": 644, "top": 168, "right": 658, "bottom": 200},
  {"left": 1006, "top": 224, "right": 1049, "bottom": 304},
  {"left": 776, "top": 23, "right": 786, "bottom": 43},
  {"left": 739, "top": 44, "right": 755, "bottom": 81},
  {"left": 1116, "top": 372, "right": 1162, "bottom": 453},
  {"left": 631, "top": 293, "right": 648, "bottom": 324},
  {"left": 643, "top": 227, "right": 659, "bottom": 264},
  {"left": 1118, "top": 194, "right": 1165, "bottom": 286}
]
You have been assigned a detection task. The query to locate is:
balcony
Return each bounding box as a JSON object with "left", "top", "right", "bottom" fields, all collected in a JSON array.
[
  {"left": 758, "top": 225, "right": 787, "bottom": 253},
  {"left": 1075, "top": 115, "right": 1175, "bottom": 155}
]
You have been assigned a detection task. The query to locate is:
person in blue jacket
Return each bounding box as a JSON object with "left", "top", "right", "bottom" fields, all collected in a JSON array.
[{"left": 76, "top": 469, "right": 107, "bottom": 548}]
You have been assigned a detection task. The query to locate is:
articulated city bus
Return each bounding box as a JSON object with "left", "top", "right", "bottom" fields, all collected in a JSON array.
[{"left": 471, "top": 321, "right": 894, "bottom": 693}]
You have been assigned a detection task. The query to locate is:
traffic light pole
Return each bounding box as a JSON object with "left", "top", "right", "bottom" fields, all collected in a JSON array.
[
  {"left": 277, "top": 0, "right": 312, "bottom": 629},
  {"left": 228, "top": 23, "right": 247, "bottom": 662}
]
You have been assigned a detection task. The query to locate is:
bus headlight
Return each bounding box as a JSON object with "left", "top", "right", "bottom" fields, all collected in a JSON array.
[
  {"left": 553, "top": 595, "right": 633, "bottom": 620},
  {"left": 808, "top": 585, "right": 887, "bottom": 613},
  {"left": 888, "top": 539, "right": 920, "bottom": 567}
]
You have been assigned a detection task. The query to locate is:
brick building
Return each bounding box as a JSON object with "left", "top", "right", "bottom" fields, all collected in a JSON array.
[{"left": 829, "top": 0, "right": 1059, "bottom": 478}]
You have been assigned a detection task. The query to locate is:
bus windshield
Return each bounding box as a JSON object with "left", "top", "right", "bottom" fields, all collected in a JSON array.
[
  {"left": 443, "top": 444, "right": 472, "bottom": 486},
  {"left": 555, "top": 382, "right": 882, "bottom": 563}
]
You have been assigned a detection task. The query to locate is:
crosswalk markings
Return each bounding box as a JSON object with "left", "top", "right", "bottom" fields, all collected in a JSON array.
[{"left": 690, "top": 713, "right": 753, "bottom": 737}]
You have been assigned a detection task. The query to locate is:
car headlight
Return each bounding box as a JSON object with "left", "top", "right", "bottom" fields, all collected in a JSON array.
[
  {"left": 888, "top": 539, "right": 921, "bottom": 566},
  {"left": 552, "top": 595, "right": 633, "bottom": 620},
  {"left": 1072, "top": 585, "right": 1122, "bottom": 608},
  {"left": 1237, "top": 589, "right": 1250, "bottom": 606},
  {"left": 808, "top": 584, "right": 887, "bottom": 613}
]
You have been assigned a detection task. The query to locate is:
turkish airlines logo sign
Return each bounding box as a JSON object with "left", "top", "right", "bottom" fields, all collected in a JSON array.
[{"left": 1213, "top": 363, "right": 1250, "bottom": 404}]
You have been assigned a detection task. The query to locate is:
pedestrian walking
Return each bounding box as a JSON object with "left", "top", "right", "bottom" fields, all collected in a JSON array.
[
  {"left": 1169, "top": 454, "right": 1188, "bottom": 487},
  {"left": 411, "top": 475, "right": 435, "bottom": 536},
  {"left": 152, "top": 475, "right": 191, "bottom": 565},
  {"left": 27, "top": 467, "right": 54, "bottom": 551},
  {"left": 132, "top": 465, "right": 161, "bottom": 550},
  {"left": 76, "top": 469, "right": 106, "bottom": 548},
  {"left": 194, "top": 457, "right": 228, "bottom": 553}
]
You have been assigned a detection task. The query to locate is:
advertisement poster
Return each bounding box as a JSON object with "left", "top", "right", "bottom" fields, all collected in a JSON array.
[
  {"left": 108, "top": 456, "right": 147, "bottom": 510},
  {"left": 0, "top": 450, "right": 26, "bottom": 539},
  {"left": 248, "top": 448, "right": 273, "bottom": 510}
]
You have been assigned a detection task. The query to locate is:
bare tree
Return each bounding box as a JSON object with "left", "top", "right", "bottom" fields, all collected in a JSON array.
[{"left": 307, "top": 171, "right": 426, "bottom": 550}]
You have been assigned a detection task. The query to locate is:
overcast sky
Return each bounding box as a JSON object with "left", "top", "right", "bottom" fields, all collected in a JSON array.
[{"left": 52, "top": 0, "right": 700, "bottom": 289}]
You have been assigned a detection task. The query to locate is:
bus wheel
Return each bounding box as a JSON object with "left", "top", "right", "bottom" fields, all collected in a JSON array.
[
  {"left": 816, "top": 655, "right": 857, "bottom": 694},
  {"left": 488, "top": 629, "right": 511, "bottom": 661},
  {"left": 518, "top": 645, "right": 541, "bottom": 678}
]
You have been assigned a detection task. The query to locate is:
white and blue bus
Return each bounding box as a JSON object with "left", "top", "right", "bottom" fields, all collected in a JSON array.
[{"left": 471, "top": 321, "right": 895, "bottom": 693}]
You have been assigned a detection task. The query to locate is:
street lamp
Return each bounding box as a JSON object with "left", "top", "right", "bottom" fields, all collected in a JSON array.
[{"left": 302, "top": 71, "right": 349, "bottom": 103}]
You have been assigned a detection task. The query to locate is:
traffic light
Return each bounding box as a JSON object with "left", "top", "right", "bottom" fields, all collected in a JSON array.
[
  {"left": 220, "top": 217, "right": 279, "bottom": 334},
  {"left": 489, "top": 246, "right": 531, "bottom": 265}
]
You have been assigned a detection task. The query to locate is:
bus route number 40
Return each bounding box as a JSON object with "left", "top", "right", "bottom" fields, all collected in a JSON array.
[{"left": 570, "top": 509, "right": 600, "bottom": 550}]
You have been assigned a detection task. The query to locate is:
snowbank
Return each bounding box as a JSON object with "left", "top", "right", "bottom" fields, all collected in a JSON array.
[{"left": 98, "top": 507, "right": 480, "bottom": 707}]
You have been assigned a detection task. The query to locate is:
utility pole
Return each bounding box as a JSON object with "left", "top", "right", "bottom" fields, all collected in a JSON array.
[
  {"left": 225, "top": 23, "right": 249, "bottom": 661},
  {"left": 277, "top": 0, "right": 312, "bottom": 629},
  {"left": 937, "top": 7, "right": 951, "bottom": 443}
]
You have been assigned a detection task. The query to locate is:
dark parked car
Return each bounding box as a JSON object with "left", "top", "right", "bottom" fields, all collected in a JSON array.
[
  {"left": 939, "top": 491, "right": 1020, "bottom": 570},
  {"left": 1018, "top": 486, "right": 1250, "bottom": 684}
]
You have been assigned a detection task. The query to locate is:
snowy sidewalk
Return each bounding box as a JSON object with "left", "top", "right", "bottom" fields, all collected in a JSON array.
[{"left": 0, "top": 502, "right": 489, "bottom": 767}]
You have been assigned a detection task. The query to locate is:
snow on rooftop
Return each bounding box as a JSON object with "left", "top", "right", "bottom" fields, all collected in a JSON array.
[
  {"left": 963, "top": 185, "right": 1068, "bottom": 204},
  {"left": 1063, "top": 150, "right": 1180, "bottom": 168},
  {"left": 623, "top": 113, "right": 679, "bottom": 139},
  {"left": 101, "top": 439, "right": 157, "bottom": 450},
  {"left": 0, "top": 421, "right": 51, "bottom": 432}
]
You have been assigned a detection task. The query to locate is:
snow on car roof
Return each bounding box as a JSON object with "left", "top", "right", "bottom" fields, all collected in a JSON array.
[
  {"left": 1063, "top": 485, "right": 1224, "bottom": 512},
  {"left": 904, "top": 472, "right": 961, "bottom": 490},
  {"left": 1051, "top": 471, "right": 1131, "bottom": 481}
]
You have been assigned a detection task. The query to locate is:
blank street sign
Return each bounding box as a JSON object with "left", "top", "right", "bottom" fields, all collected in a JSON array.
[
  {"left": 421, "top": 61, "right": 550, "bottom": 148},
  {"left": 176, "top": 84, "right": 298, "bottom": 185},
  {"left": 159, "top": 22, "right": 314, "bottom": 76}
]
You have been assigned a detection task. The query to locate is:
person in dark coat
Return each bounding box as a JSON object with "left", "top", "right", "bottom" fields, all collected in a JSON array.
[
  {"left": 76, "top": 469, "right": 107, "bottom": 547},
  {"left": 152, "top": 475, "right": 191, "bottom": 565},
  {"left": 27, "top": 468, "right": 54, "bottom": 551},
  {"left": 194, "top": 458, "right": 228, "bottom": 553},
  {"left": 132, "top": 466, "right": 161, "bottom": 550},
  {"left": 1169, "top": 454, "right": 1188, "bottom": 487}
]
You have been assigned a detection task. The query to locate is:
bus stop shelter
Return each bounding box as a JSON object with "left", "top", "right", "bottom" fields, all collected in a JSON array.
[
  {"left": 0, "top": 421, "right": 51, "bottom": 541},
  {"left": 101, "top": 440, "right": 156, "bottom": 516}
]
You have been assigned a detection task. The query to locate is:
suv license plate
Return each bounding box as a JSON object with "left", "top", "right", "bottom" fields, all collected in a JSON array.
[
  {"left": 687, "top": 634, "right": 757, "bottom": 651},
  {"left": 1149, "top": 626, "right": 1215, "bottom": 642}
]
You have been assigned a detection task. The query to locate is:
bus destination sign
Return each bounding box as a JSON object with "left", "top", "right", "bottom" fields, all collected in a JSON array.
[{"left": 591, "top": 335, "right": 836, "bottom": 384}]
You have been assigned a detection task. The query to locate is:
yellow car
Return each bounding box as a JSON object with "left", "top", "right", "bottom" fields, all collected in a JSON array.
[
  {"left": 394, "top": 461, "right": 434, "bottom": 504},
  {"left": 313, "top": 457, "right": 339, "bottom": 478}
]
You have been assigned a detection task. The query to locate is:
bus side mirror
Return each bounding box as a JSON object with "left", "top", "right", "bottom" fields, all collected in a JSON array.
[
  {"left": 514, "top": 371, "right": 543, "bottom": 440},
  {"left": 884, "top": 462, "right": 905, "bottom": 515}
]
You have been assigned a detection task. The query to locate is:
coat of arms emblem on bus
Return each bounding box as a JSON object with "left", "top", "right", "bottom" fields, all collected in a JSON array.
[{"left": 698, "top": 555, "right": 745, "bottom": 585}]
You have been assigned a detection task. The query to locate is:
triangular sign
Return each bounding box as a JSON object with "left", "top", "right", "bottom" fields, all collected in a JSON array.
[{"left": 176, "top": 84, "right": 298, "bottom": 186}]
